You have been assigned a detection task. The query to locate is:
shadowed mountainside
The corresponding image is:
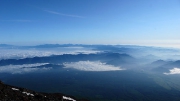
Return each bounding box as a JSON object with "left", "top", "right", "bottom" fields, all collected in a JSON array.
[{"left": 0, "top": 80, "right": 89, "bottom": 101}]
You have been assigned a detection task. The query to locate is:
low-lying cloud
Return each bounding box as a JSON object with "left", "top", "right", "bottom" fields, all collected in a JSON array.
[
  {"left": 0, "top": 63, "right": 51, "bottom": 74},
  {"left": 0, "top": 47, "right": 100, "bottom": 60},
  {"left": 164, "top": 68, "right": 180, "bottom": 75},
  {"left": 63, "top": 61, "right": 123, "bottom": 71}
]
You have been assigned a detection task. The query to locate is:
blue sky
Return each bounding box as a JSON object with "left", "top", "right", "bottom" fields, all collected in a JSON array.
[{"left": 0, "top": 0, "right": 180, "bottom": 47}]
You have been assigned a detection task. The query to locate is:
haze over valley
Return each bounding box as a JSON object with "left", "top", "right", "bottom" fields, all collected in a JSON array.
[{"left": 1, "top": 44, "right": 180, "bottom": 101}]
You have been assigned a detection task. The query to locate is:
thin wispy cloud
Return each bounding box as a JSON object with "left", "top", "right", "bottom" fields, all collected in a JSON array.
[
  {"left": 0, "top": 63, "right": 51, "bottom": 74},
  {"left": 44, "top": 10, "right": 84, "bottom": 18}
]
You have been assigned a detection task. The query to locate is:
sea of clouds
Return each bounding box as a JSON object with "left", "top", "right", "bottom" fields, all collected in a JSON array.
[
  {"left": 63, "top": 61, "right": 123, "bottom": 71},
  {"left": 0, "top": 47, "right": 100, "bottom": 60}
]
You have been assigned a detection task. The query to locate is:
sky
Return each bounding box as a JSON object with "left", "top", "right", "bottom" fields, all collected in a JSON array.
[{"left": 0, "top": 0, "right": 180, "bottom": 48}]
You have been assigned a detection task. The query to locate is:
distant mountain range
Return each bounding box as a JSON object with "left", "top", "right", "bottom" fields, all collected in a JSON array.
[
  {"left": 0, "top": 52, "right": 136, "bottom": 68},
  {"left": 0, "top": 43, "right": 180, "bottom": 74},
  {"left": 1, "top": 44, "right": 180, "bottom": 101},
  {"left": 0, "top": 50, "right": 180, "bottom": 74},
  {"left": 150, "top": 60, "right": 180, "bottom": 72}
]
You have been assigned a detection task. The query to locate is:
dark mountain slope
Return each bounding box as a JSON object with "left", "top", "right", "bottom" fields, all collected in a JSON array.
[{"left": 0, "top": 80, "right": 88, "bottom": 101}]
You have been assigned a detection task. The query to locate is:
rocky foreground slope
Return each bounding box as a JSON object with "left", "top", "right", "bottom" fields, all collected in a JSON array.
[{"left": 0, "top": 81, "right": 89, "bottom": 101}]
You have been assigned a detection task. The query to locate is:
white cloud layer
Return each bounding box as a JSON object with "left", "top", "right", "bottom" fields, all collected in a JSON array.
[
  {"left": 164, "top": 68, "right": 180, "bottom": 75},
  {"left": 0, "top": 63, "right": 50, "bottom": 74},
  {"left": 63, "top": 61, "right": 123, "bottom": 71},
  {"left": 0, "top": 47, "right": 100, "bottom": 60}
]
